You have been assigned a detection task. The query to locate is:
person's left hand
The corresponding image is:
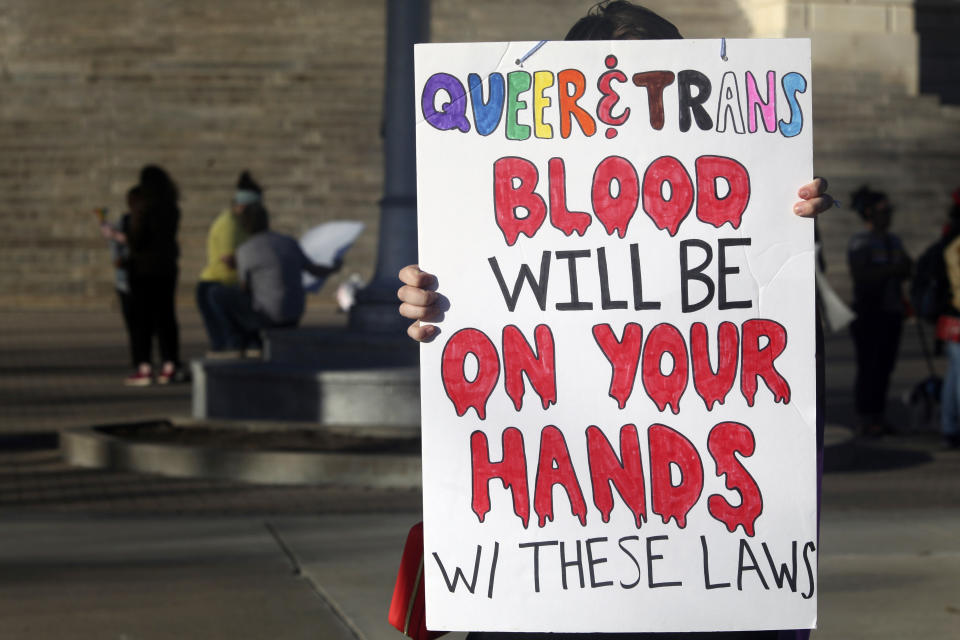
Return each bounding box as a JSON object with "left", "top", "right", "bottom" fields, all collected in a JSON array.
[
  {"left": 398, "top": 265, "right": 441, "bottom": 342},
  {"left": 793, "top": 178, "right": 835, "bottom": 218}
]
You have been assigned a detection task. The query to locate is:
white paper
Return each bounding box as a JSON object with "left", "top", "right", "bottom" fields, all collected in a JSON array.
[
  {"left": 299, "top": 221, "right": 364, "bottom": 291},
  {"left": 415, "top": 39, "right": 816, "bottom": 634}
]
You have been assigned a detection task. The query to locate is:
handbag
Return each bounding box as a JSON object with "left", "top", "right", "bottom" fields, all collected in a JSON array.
[{"left": 388, "top": 522, "right": 447, "bottom": 640}]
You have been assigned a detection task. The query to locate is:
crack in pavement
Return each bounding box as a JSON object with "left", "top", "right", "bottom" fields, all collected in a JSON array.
[{"left": 265, "top": 520, "right": 365, "bottom": 640}]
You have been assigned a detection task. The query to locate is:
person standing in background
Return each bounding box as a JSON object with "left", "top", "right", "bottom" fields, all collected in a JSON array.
[
  {"left": 125, "top": 164, "right": 183, "bottom": 386},
  {"left": 937, "top": 189, "right": 960, "bottom": 449},
  {"left": 98, "top": 186, "right": 143, "bottom": 372},
  {"left": 847, "top": 185, "right": 913, "bottom": 436},
  {"left": 196, "top": 171, "right": 259, "bottom": 356}
]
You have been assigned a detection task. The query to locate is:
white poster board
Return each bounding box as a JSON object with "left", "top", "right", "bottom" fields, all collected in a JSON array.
[{"left": 415, "top": 39, "right": 816, "bottom": 634}]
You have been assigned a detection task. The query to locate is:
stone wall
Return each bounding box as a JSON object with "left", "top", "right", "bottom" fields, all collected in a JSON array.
[
  {"left": 0, "top": 0, "right": 386, "bottom": 308},
  {"left": 0, "top": 0, "right": 758, "bottom": 310},
  {"left": 0, "top": 0, "right": 958, "bottom": 310}
]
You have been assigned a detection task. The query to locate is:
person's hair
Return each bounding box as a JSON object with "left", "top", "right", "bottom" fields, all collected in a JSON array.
[
  {"left": 126, "top": 185, "right": 143, "bottom": 210},
  {"left": 241, "top": 202, "right": 270, "bottom": 235},
  {"left": 138, "top": 164, "right": 179, "bottom": 206},
  {"left": 565, "top": 1, "right": 682, "bottom": 41},
  {"left": 236, "top": 170, "right": 262, "bottom": 195},
  {"left": 849, "top": 185, "right": 888, "bottom": 220}
]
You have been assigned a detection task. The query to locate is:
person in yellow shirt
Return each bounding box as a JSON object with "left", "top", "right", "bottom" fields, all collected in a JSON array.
[
  {"left": 938, "top": 189, "right": 960, "bottom": 449},
  {"left": 196, "top": 171, "right": 260, "bottom": 355}
]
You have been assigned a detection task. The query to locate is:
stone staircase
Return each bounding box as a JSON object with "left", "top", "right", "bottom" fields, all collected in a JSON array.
[{"left": 0, "top": 0, "right": 386, "bottom": 309}]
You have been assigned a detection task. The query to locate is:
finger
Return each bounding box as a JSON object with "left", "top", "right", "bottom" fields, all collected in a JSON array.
[
  {"left": 400, "top": 301, "right": 442, "bottom": 321},
  {"left": 400, "top": 302, "right": 445, "bottom": 322},
  {"left": 407, "top": 321, "right": 439, "bottom": 343},
  {"left": 399, "top": 302, "right": 445, "bottom": 322},
  {"left": 397, "top": 284, "right": 438, "bottom": 307},
  {"left": 798, "top": 177, "right": 828, "bottom": 200},
  {"left": 794, "top": 195, "right": 835, "bottom": 218},
  {"left": 398, "top": 264, "right": 437, "bottom": 289}
]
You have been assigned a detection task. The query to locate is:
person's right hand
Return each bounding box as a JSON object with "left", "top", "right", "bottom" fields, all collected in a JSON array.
[{"left": 398, "top": 264, "right": 441, "bottom": 342}]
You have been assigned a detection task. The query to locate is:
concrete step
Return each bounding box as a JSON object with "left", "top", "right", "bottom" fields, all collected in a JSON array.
[
  {"left": 191, "top": 359, "right": 420, "bottom": 427},
  {"left": 262, "top": 326, "right": 418, "bottom": 367}
]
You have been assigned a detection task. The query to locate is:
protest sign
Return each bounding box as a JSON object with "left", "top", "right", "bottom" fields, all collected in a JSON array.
[{"left": 414, "top": 39, "right": 816, "bottom": 633}]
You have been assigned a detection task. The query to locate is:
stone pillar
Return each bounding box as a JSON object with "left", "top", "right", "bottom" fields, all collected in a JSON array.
[
  {"left": 736, "top": 0, "right": 919, "bottom": 94},
  {"left": 350, "top": 0, "right": 430, "bottom": 333}
]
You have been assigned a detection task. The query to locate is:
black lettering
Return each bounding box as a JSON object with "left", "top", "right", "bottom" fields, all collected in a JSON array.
[
  {"left": 560, "top": 539, "right": 586, "bottom": 589},
  {"left": 433, "top": 546, "right": 483, "bottom": 594},
  {"left": 718, "top": 237, "right": 752, "bottom": 310},
  {"left": 678, "top": 70, "right": 713, "bottom": 132},
  {"left": 555, "top": 250, "right": 593, "bottom": 311},
  {"left": 647, "top": 535, "right": 682, "bottom": 588},
  {"left": 488, "top": 252, "right": 551, "bottom": 312},
  {"left": 519, "top": 540, "right": 558, "bottom": 593},
  {"left": 680, "top": 239, "right": 714, "bottom": 312},
  {"left": 762, "top": 540, "right": 798, "bottom": 591},
  {"left": 586, "top": 537, "right": 614, "bottom": 588},
  {"left": 631, "top": 242, "right": 661, "bottom": 310},
  {"left": 701, "top": 535, "right": 731, "bottom": 590},
  {"left": 597, "top": 247, "right": 628, "bottom": 310},
  {"left": 618, "top": 535, "right": 643, "bottom": 589},
  {"left": 487, "top": 541, "right": 500, "bottom": 598},
  {"left": 802, "top": 541, "right": 816, "bottom": 599},
  {"left": 737, "top": 538, "right": 770, "bottom": 590}
]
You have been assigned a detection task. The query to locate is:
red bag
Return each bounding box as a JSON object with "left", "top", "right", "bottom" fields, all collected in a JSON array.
[
  {"left": 388, "top": 522, "right": 446, "bottom": 640},
  {"left": 936, "top": 315, "right": 960, "bottom": 342}
]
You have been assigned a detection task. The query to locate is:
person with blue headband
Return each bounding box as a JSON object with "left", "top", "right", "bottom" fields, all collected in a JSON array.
[{"left": 196, "top": 170, "right": 261, "bottom": 356}]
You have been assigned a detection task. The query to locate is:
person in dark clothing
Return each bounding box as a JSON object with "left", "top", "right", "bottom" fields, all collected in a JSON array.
[
  {"left": 125, "top": 164, "right": 183, "bottom": 386},
  {"left": 398, "top": 3, "right": 836, "bottom": 640},
  {"left": 98, "top": 186, "right": 141, "bottom": 369},
  {"left": 846, "top": 185, "right": 913, "bottom": 435}
]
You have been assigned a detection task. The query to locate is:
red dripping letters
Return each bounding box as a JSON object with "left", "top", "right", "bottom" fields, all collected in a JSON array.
[
  {"left": 493, "top": 154, "right": 751, "bottom": 244},
  {"left": 469, "top": 421, "right": 760, "bottom": 535}
]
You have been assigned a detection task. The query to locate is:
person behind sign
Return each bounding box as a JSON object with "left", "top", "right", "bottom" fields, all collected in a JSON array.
[
  {"left": 846, "top": 185, "right": 913, "bottom": 437},
  {"left": 398, "top": 2, "right": 834, "bottom": 639}
]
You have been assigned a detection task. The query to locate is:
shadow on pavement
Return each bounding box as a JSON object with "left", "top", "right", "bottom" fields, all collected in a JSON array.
[{"left": 824, "top": 436, "right": 934, "bottom": 473}]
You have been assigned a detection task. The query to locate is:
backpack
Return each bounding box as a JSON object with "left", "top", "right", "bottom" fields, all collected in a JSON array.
[{"left": 911, "top": 238, "right": 951, "bottom": 322}]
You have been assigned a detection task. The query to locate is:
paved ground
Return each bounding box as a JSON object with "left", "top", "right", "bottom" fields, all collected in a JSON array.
[
  {"left": 0, "top": 308, "right": 958, "bottom": 639},
  {"left": 0, "top": 305, "right": 345, "bottom": 433}
]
